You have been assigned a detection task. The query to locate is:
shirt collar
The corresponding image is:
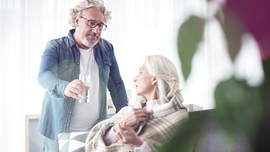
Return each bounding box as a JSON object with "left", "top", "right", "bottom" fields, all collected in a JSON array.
[
  {"left": 67, "top": 29, "right": 100, "bottom": 50},
  {"left": 67, "top": 29, "right": 77, "bottom": 47}
]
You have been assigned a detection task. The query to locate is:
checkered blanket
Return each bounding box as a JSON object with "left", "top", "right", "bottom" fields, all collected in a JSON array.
[{"left": 85, "top": 96, "right": 189, "bottom": 152}]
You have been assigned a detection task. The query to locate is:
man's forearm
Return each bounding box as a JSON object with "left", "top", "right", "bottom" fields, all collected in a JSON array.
[{"left": 38, "top": 70, "right": 69, "bottom": 98}]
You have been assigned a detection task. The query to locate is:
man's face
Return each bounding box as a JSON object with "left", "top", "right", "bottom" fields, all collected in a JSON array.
[{"left": 76, "top": 8, "right": 106, "bottom": 49}]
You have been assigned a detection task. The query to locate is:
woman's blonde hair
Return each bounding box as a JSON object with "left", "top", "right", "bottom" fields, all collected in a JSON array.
[
  {"left": 68, "top": 0, "right": 112, "bottom": 28},
  {"left": 140, "top": 55, "right": 184, "bottom": 105}
]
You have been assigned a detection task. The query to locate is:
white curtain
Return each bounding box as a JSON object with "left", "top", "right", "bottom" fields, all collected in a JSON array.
[
  {"left": 0, "top": 0, "right": 82, "bottom": 151},
  {"left": 0, "top": 0, "right": 263, "bottom": 151}
]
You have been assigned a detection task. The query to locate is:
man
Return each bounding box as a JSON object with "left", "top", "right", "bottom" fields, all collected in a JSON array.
[{"left": 38, "top": 0, "right": 128, "bottom": 151}]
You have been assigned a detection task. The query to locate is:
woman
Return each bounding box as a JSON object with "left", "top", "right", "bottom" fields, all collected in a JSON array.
[{"left": 85, "top": 55, "right": 188, "bottom": 152}]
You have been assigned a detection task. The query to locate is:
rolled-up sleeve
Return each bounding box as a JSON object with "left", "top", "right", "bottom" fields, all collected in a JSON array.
[{"left": 38, "top": 42, "right": 69, "bottom": 98}]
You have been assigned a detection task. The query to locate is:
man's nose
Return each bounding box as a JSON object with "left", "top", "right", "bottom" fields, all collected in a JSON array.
[{"left": 92, "top": 25, "right": 100, "bottom": 33}]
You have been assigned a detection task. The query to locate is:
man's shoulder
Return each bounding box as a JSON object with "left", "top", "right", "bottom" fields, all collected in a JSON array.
[
  {"left": 98, "top": 38, "right": 112, "bottom": 45},
  {"left": 47, "top": 36, "right": 75, "bottom": 50},
  {"left": 96, "top": 38, "right": 113, "bottom": 49}
]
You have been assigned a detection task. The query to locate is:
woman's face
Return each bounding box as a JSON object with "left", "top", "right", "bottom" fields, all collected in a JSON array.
[{"left": 134, "top": 64, "right": 156, "bottom": 98}]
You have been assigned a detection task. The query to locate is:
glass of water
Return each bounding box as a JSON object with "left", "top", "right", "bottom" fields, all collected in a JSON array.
[{"left": 78, "top": 74, "right": 90, "bottom": 103}]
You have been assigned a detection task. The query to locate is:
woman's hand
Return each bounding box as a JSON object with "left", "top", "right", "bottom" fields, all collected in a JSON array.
[
  {"left": 115, "top": 122, "right": 143, "bottom": 147},
  {"left": 118, "top": 108, "right": 148, "bottom": 127}
]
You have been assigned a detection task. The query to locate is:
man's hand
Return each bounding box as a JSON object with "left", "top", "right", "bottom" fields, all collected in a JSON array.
[
  {"left": 64, "top": 79, "right": 85, "bottom": 100},
  {"left": 115, "top": 122, "right": 143, "bottom": 147},
  {"left": 115, "top": 108, "right": 148, "bottom": 130}
]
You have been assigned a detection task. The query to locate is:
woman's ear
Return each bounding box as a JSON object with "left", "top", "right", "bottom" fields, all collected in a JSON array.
[{"left": 151, "top": 77, "right": 158, "bottom": 85}]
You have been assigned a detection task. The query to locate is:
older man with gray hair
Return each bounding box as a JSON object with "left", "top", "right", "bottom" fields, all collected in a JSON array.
[{"left": 38, "top": 0, "right": 128, "bottom": 151}]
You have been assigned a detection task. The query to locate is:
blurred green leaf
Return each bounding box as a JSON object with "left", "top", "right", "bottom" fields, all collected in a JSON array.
[
  {"left": 254, "top": 58, "right": 270, "bottom": 151},
  {"left": 214, "top": 77, "right": 263, "bottom": 142},
  {"left": 216, "top": 11, "right": 245, "bottom": 62},
  {"left": 158, "top": 115, "right": 206, "bottom": 152},
  {"left": 260, "top": 58, "right": 270, "bottom": 108},
  {"left": 178, "top": 16, "right": 205, "bottom": 80}
]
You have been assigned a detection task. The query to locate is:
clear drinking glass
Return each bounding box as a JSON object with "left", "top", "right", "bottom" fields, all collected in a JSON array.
[{"left": 78, "top": 74, "right": 91, "bottom": 103}]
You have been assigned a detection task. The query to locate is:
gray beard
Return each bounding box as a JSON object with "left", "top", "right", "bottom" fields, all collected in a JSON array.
[
  {"left": 80, "top": 33, "right": 99, "bottom": 48},
  {"left": 81, "top": 37, "right": 98, "bottom": 48}
]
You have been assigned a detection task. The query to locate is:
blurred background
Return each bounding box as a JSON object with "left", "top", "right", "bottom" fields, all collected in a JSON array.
[{"left": 0, "top": 0, "right": 264, "bottom": 151}]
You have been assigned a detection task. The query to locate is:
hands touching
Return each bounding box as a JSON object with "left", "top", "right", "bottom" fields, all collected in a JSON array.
[
  {"left": 113, "top": 108, "right": 148, "bottom": 147},
  {"left": 64, "top": 79, "right": 85, "bottom": 100},
  {"left": 114, "top": 122, "right": 143, "bottom": 147},
  {"left": 117, "top": 108, "right": 148, "bottom": 127}
]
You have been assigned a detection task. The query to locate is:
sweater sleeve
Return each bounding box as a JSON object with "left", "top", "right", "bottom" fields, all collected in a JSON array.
[
  {"left": 143, "top": 145, "right": 152, "bottom": 152},
  {"left": 104, "top": 127, "right": 117, "bottom": 146},
  {"left": 134, "top": 140, "right": 152, "bottom": 152}
]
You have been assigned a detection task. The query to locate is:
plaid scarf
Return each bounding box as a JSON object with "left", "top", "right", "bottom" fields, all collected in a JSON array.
[{"left": 85, "top": 96, "right": 189, "bottom": 152}]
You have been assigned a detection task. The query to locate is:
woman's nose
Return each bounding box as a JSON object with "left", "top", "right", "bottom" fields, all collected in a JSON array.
[{"left": 134, "top": 77, "right": 137, "bottom": 82}]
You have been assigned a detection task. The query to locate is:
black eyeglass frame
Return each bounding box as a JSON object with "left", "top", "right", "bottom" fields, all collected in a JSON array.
[{"left": 80, "top": 16, "right": 107, "bottom": 31}]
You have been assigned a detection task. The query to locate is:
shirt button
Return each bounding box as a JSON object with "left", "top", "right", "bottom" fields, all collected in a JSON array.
[
  {"left": 77, "top": 52, "right": 79, "bottom": 54},
  {"left": 67, "top": 124, "right": 69, "bottom": 126},
  {"left": 77, "top": 62, "right": 79, "bottom": 64},
  {"left": 69, "top": 112, "right": 71, "bottom": 114},
  {"left": 77, "top": 74, "right": 79, "bottom": 76},
  {"left": 65, "top": 65, "right": 67, "bottom": 67}
]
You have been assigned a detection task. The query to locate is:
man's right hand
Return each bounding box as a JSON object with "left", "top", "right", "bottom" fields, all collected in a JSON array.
[{"left": 64, "top": 79, "right": 85, "bottom": 100}]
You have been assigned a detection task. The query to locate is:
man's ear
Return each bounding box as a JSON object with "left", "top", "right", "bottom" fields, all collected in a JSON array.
[
  {"left": 151, "top": 76, "right": 158, "bottom": 85},
  {"left": 75, "top": 16, "right": 80, "bottom": 27}
]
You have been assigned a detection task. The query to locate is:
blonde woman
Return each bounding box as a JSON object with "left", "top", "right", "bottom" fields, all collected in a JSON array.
[{"left": 85, "top": 55, "right": 188, "bottom": 152}]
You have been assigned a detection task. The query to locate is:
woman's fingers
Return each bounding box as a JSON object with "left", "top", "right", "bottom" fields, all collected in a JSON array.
[
  {"left": 120, "top": 108, "right": 148, "bottom": 126},
  {"left": 115, "top": 123, "right": 127, "bottom": 143},
  {"left": 124, "top": 123, "right": 135, "bottom": 134},
  {"left": 115, "top": 122, "right": 142, "bottom": 145},
  {"left": 137, "top": 117, "right": 147, "bottom": 122},
  {"left": 119, "top": 108, "right": 148, "bottom": 127},
  {"left": 136, "top": 112, "right": 148, "bottom": 118},
  {"left": 133, "top": 108, "right": 148, "bottom": 114}
]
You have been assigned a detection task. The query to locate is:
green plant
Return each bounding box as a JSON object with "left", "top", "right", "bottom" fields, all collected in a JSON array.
[{"left": 158, "top": 0, "right": 270, "bottom": 151}]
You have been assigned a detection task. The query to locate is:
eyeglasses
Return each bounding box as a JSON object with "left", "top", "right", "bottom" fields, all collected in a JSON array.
[{"left": 80, "top": 16, "right": 107, "bottom": 31}]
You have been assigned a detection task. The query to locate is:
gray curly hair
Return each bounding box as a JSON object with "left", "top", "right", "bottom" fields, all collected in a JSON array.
[
  {"left": 139, "top": 55, "right": 184, "bottom": 105},
  {"left": 68, "top": 0, "right": 112, "bottom": 28}
]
